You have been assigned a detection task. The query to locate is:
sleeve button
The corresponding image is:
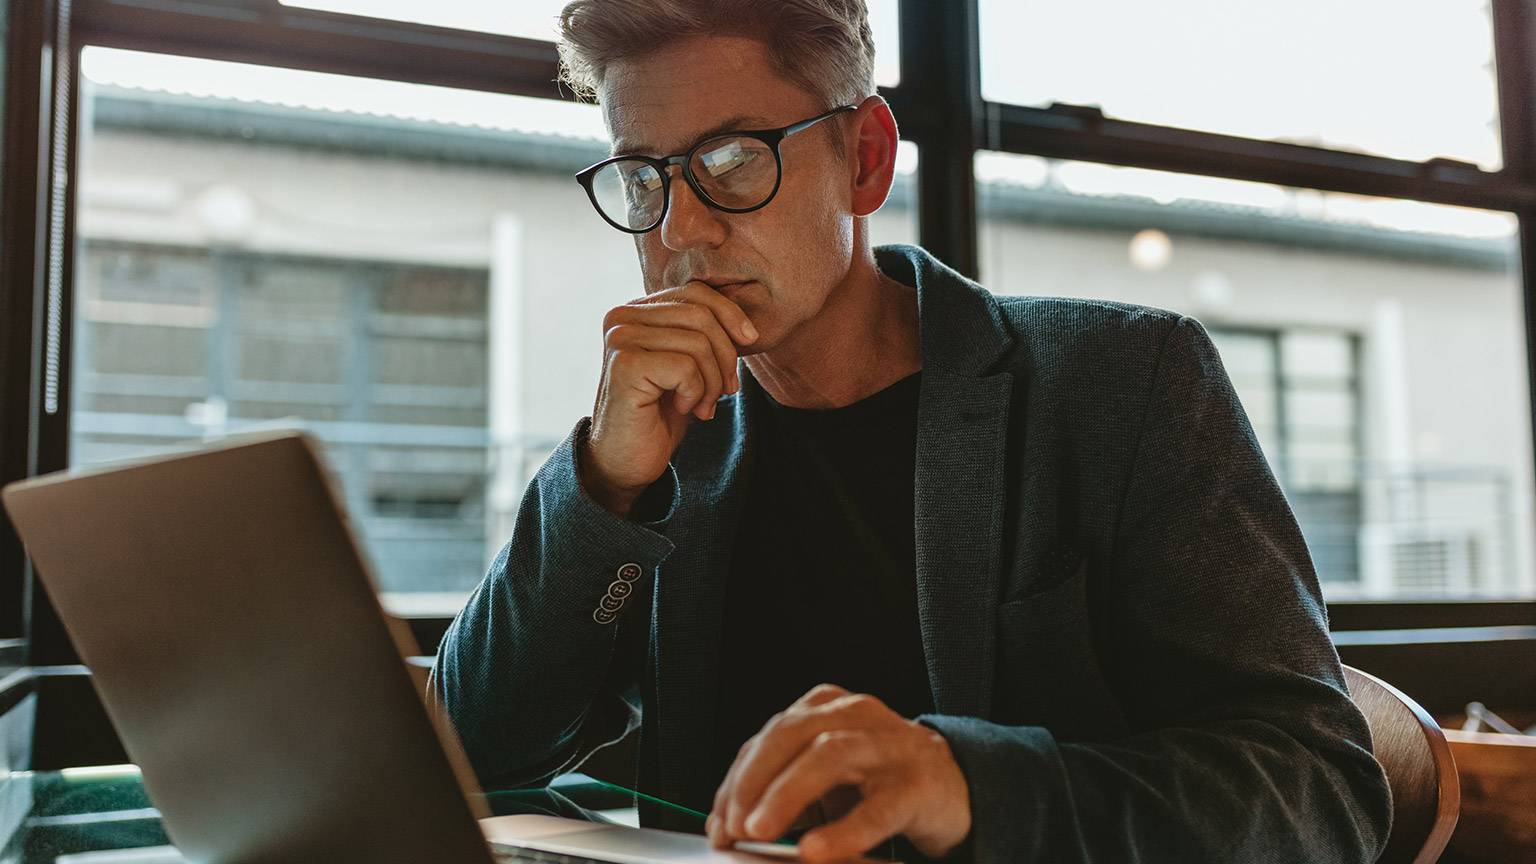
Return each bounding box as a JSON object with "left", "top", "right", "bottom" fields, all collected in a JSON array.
[
  {"left": 607, "top": 580, "right": 634, "bottom": 600},
  {"left": 599, "top": 594, "right": 625, "bottom": 612},
  {"left": 617, "top": 563, "right": 643, "bottom": 583},
  {"left": 593, "top": 608, "right": 618, "bottom": 625}
]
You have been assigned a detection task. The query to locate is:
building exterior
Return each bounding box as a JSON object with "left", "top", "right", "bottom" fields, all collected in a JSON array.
[{"left": 72, "top": 83, "right": 1534, "bottom": 609}]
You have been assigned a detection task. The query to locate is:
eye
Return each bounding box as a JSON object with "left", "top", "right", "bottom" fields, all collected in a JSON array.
[{"left": 628, "top": 164, "right": 663, "bottom": 191}]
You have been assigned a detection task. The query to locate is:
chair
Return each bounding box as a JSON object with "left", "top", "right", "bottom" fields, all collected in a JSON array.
[{"left": 1343, "top": 665, "right": 1460, "bottom": 864}]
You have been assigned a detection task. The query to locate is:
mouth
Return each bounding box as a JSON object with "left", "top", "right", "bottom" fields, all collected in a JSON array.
[{"left": 701, "top": 279, "right": 753, "bottom": 296}]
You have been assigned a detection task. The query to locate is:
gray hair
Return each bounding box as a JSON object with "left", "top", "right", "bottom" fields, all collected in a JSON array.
[{"left": 557, "top": 0, "right": 876, "bottom": 109}]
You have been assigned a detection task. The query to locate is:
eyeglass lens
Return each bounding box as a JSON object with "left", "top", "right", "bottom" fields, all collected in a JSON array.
[{"left": 589, "top": 135, "right": 780, "bottom": 231}]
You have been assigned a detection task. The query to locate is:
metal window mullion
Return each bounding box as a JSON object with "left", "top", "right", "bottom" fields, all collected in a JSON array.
[
  {"left": 898, "top": 0, "right": 981, "bottom": 279},
  {"left": 1493, "top": 0, "right": 1533, "bottom": 184},
  {"left": 0, "top": 0, "right": 57, "bottom": 640},
  {"left": 990, "top": 102, "right": 1536, "bottom": 212},
  {"left": 71, "top": 0, "right": 565, "bottom": 102},
  {"left": 1519, "top": 210, "right": 1536, "bottom": 601},
  {"left": 1493, "top": 0, "right": 1536, "bottom": 607},
  {"left": 28, "top": 6, "right": 81, "bottom": 667}
]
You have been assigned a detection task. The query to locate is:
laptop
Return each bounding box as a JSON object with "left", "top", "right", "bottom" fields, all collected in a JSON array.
[{"left": 3, "top": 432, "right": 870, "bottom": 863}]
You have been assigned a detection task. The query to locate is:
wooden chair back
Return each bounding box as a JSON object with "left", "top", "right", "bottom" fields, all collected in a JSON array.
[{"left": 1343, "top": 665, "right": 1460, "bottom": 864}]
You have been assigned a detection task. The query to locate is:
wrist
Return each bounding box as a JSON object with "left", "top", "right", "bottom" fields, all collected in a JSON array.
[
  {"left": 914, "top": 728, "right": 973, "bottom": 859},
  {"left": 575, "top": 432, "right": 645, "bottom": 519}
]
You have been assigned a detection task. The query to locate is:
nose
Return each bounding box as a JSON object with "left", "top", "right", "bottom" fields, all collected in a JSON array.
[{"left": 658, "top": 168, "right": 726, "bottom": 252}]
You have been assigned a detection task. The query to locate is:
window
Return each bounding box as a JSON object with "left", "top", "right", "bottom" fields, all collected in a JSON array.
[
  {"left": 72, "top": 48, "right": 918, "bottom": 614},
  {"left": 978, "top": 0, "right": 1503, "bottom": 169},
  {"left": 74, "top": 243, "right": 493, "bottom": 593},
  {"left": 976, "top": 152, "right": 1531, "bottom": 599}
]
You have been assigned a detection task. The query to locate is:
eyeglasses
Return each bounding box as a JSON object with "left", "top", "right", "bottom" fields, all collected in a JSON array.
[{"left": 575, "top": 105, "right": 856, "bottom": 234}]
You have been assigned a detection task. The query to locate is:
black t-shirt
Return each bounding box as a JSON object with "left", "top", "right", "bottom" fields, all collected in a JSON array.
[{"left": 712, "top": 371, "right": 933, "bottom": 787}]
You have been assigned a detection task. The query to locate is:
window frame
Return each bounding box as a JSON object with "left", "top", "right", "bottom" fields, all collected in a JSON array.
[{"left": 2, "top": 0, "right": 1533, "bottom": 769}]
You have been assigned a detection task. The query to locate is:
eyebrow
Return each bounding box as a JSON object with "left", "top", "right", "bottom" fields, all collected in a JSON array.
[{"left": 610, "top": 114, "right": 776, "bottom": 157}]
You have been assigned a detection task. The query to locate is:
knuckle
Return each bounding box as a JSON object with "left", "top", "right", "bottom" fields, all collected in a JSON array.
[
  {"left": 684, "top": 303, "right": 715, "bottom": 329},
  {"left": 811, "top": 731, "right": 845, "bottom": 753},
  {"left": 601, "top": 305, "right": 631, "bottom": 331},
  {"left": 606, "top": 350, "right": 634, "bottom": 375},
  {"left": 686, "top": 330, "right": 714, "bottom": 357},
  {"left": 845, "top": 693, "right": 880, "bottom": 712},
  {"left": 664, "top": 351, "right": 695, "bottom": 377},
  {"left": 619, "top": 349, "right": 655, "bottom": 375},
  {"left": 762, "top": 710, "right": 801, "bottom": 739},
  {"left": 602, "top": 323, "right": 634, "bottom": 348}
]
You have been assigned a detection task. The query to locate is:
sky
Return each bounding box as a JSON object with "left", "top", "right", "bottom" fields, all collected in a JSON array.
[{"left": 79, "top": 0, "right": 1514, "bottom": 239}]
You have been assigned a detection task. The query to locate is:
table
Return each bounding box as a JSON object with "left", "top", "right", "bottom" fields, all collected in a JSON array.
[{"left": 3, "top": 766, "right": 649, "bottom": 863}]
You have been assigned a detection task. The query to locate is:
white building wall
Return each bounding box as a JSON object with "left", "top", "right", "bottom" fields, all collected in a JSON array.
[{"left": 982, "top": 221, "right": 1535, "bottom": 596}]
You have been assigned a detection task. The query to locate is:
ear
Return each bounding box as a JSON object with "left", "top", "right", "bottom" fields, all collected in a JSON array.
[{"left": 848, "top": 95, "right": 899, "bottom": 218}]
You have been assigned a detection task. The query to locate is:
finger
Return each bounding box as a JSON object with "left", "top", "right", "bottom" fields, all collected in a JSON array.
[
  {"left": 711, "top": 735, "right": 757, "bottom": 847},
  {"left": 797, "top": 790, "right": 910, "bottom": 863},
  {"left": 742, "top": 730, "right": 877, "bottom": 842},
  {"left": 724, "top": 694, "right": 882, "bottom": 840},
  {"left": 606, "top": 304, "right": 738, "bottom": 398},
  {"left": 607, "top": 299, "right": 742, "bottom": 393},
  {"left": 636, "top": 280, "right": 757, "bottom": 351},
  {"left": 606, "top": 324, "right": 724, "bottom": 418},
  {"left": 789, "top": 683, "right": 850, "bottom": 710},
  {"left": 676, "top": 280, "right": 759, "bottom": 350},
  {"left": 607, "top": 349, "right": 708, "bottom": 416}
]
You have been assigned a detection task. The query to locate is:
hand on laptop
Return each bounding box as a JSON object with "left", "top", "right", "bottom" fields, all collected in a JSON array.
[{"left": 707, "top": 684, "right": 971, "bottom": 861}]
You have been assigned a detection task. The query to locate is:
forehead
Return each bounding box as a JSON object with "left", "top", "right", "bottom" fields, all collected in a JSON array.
[{"left": 600, "top": 35, "right": 820, "bottom": 155}]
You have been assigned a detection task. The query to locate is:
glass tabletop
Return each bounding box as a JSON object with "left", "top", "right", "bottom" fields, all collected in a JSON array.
[{"left": 4, "top": 766, "right": 666, "bottom": 863}]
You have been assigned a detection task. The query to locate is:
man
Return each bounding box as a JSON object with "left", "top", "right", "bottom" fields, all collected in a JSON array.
[{"left": 431, "top": 1, "right": 1392, "bottom": 861}]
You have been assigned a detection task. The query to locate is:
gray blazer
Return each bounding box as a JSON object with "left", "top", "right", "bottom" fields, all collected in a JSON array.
[{"left": 432, "top": 244, "right": 1391, "bottom": 863}]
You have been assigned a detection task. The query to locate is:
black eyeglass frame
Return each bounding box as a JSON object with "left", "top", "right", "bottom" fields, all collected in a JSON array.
[{"left": 575, "top": 105, "right": 857, "bottom": 234}]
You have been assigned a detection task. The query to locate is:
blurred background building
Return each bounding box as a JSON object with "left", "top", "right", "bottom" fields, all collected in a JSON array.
[{"left": 71, "top": 58, "right": 1531, "bottom": 609}]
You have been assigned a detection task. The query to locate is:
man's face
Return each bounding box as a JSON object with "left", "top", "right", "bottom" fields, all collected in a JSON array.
[{"left": 599, "top": 36, "right": 856, "bottom": 356}]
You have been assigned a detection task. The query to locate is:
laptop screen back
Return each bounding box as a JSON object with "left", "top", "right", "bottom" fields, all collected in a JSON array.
[{"left": 3, "top": 433, "right": 494, "bottom": 864}]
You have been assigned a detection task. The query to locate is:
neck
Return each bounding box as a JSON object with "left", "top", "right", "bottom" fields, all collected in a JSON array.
[{"left": 744, "top": 244, "right": 921, "bottom": 409}]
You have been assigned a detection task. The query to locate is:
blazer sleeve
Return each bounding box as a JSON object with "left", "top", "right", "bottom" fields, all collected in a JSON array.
[
  {"left": 920, "top": 317, "right": 1392, "bottom": 864},
  {"left": 428, "top": 417, "right": 676, "bottom": 788}
]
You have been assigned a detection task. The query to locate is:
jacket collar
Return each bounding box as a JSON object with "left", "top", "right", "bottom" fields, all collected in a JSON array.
[{"left": 875, "top": 244, "right": 1015, "bottom": 377}]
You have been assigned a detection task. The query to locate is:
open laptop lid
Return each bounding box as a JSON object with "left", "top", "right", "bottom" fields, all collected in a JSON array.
[{"left": 3, "top": 432, "right": 495, "bottom": 864}]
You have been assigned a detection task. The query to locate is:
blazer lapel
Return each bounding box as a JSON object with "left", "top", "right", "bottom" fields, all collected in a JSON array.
[
  {"left": 881, "top": 244, "right": 1018, "bottom": 721},
  {"left": 915, "top": 369, "right": 1013, "bottom": 719}
]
